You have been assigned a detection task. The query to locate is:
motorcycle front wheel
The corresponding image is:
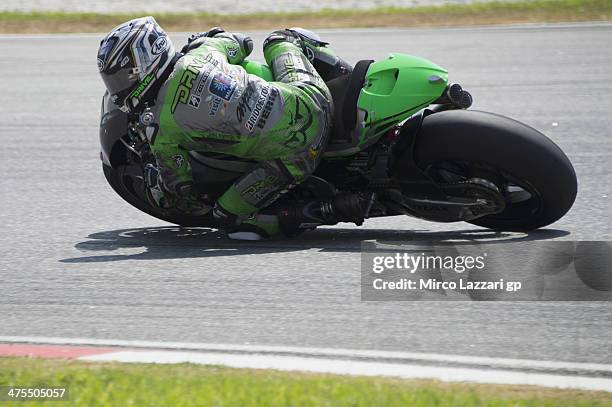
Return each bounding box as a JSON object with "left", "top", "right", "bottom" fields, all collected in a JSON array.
[{"left": 102, "top": 163, "right": 215, "bottom": 227}]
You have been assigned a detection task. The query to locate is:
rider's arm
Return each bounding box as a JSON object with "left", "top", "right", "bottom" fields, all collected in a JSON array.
[
  {"left": 184, "top": 32, "right": 253, "bottom": 65},
  {"left": 148, "top": 135, "right": 201, "bottom": 209},
  {"left": 149, "top": 32, "right": 252, "bottom": 210}
]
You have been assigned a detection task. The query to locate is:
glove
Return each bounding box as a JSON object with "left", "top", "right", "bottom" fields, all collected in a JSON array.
[
  {"left": 227, "top": 33, "right": 254, "bottom": 59},
  {"left": 180, "top": 27, "right": 225, "bottom": 54},
  {"left": 182, "top": 28, "right": 253, "bottom": 63},
  {"left": 145, "top": 164, "right": 214, "bottom": 215},
  {"left": 144, "top": 163, "right": 174, "bottom": 209}
]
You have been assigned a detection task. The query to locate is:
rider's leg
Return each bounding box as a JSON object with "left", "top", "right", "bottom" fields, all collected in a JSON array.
[
  {"left": 289, "top": 27, "right": 353, "bottom": 81},
  {"left": 215, "top": 36, "right": 334, "bottom": 223},
  {"left": 228, "top": 192, "right": 365, "bottom": 240}
]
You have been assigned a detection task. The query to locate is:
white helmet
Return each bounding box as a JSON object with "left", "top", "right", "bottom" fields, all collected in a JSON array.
[{"left": 97, "top": 16, "right": 175, "bottom": 113}]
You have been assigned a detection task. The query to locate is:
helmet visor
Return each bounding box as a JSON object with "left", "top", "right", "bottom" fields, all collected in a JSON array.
[{"left": 100, "top": 67, "right": 139, "bottom": 104}]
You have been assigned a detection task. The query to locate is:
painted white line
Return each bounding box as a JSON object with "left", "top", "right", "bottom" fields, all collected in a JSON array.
[
  {"left": 80, "top": 350, "right": 612, "bottom": 392},
  {"left": 1, "top": 335, "right": 611, "bottom": 375},
  {"left": 0, "top": 33, "right": 102, "bottom": 39},
  {"left": 1, "top": 21, "right": 611, "bottom": 39},
  {"left": 309, "top": 21, "right": 612, "bottom": 34}
]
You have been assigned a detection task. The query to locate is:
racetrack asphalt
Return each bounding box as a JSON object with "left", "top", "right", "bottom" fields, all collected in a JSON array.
[{"left": 0, "top": 23, "right": 611, "bottom": 367}]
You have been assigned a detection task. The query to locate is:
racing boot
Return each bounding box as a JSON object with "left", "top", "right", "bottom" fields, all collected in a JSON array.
[
  {"left": 278, "top": 193, "right": 365, "bottom": 237},
  {"left": 226, "top": 213, "right": 281, "bottom": 241},
  {"left": 222, "top": 193, "right": 365, "bottom": 240}
]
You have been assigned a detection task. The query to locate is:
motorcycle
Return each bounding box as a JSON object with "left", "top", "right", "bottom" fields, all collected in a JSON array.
[{"left": 99, "top": 29, "right": 577, "bottom": 233}]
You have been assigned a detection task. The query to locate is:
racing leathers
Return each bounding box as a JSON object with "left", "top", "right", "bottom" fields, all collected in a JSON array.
[{"left": 146, "top": 31, "right": 333, "bottom": 236}]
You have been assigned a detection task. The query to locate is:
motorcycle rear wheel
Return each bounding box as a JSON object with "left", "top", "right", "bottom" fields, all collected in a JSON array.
[{"left": 412, "top": 110, "right": 577, "bottom": 231}]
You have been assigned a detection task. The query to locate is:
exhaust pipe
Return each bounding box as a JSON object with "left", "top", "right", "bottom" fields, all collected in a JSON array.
[{"left": 434, "top": 83, "right": 473, "bottom": 109}]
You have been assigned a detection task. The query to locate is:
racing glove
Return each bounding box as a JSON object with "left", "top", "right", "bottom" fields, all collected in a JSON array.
[
  {"left": 182, "top": 27, "right": 254, "bottom": 63},
  {"left": 144, "top": 163, "right": 174, "bottom": 209},
  {"left": 145, "top": 164, "right": 212, "bottom": 215}
]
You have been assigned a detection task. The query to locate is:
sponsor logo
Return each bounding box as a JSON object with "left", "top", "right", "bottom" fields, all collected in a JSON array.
[
  {"left": 241, "top": 175, "right": 280, "bottom": 202},
  {"left": 208, "top": 96, "right": 222, "bottom": 116},
  {"left": 188, "top": 94, "right": 201, "bottom": 108},
  {"left": 120, "top": 55, "right": 130, "bottom": 67},
  {"left": 282, "top": 54, "right": 307, "bottom": 82},
  {"left": 171, "top": 56, "right": 208, "bottom": 113},
  {"left": 283, "top": 55, "right": 298, "bottom": 82},
  {"left": 255, "top": 88, "right": 278, "bottom": 130},
  {"left": 202, "top": 53, "right": 220, "bottom": 67},
  {"left": 283, "top": 97, "right": 313, "bottom": 148},
  {"left": 236, "top": 84, "right": 256, "bottom": 122},
  {"left": 245, "top": 86, "right": 270, "bottom": 132},
  {"left": 195, "top": 77, "right": 206, "bottom": 96},
  {"left": 129, "top": 73, "right": 154, "bottom": 100},
  {"left": 308, "top": 146, "right": 319, "bottom": 160},
  {"left": 280, "top": 53, "right": 311, "bottom": 83},
  {"left": 193, "top": 65, "right": 214, "bottom": 97},
  {"left": 227, "top": 45, "right": 238, "bottom": 59},
  {"left": 172, "top": 154, "right": 184, "bottom": 168},
  {"left": 151, "top": 36, "right": 168, "bottom": 55},
  {"left": 209, "top": 72, "right": 237, "bottom": 101},
  {"left": 293, "top": 54, "right": 307, "bottom": 71},
  {"left": 97, "top": 58, "right": 105, "bottom": 72},
  {"left": 304, "top": 46, "right": 315, "bottom": 61}
]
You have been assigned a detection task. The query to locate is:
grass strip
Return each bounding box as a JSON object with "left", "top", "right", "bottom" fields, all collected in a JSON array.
[
  {"left": 0, "top": 0, "right": 611, "bottom": 33},
  {"left": 1, "top": 356, "right": 611, "bottom": 406}
]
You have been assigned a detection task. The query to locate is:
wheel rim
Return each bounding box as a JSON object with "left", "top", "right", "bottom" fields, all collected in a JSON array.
[
  {"left": 118, "top": 165, "right": 150, "bottom": 204},
  {"left": 425, "top": 160, "right": 544, "bottom": 222}
]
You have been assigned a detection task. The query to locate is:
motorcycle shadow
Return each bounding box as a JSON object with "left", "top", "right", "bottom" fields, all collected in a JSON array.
[{"left": 59, "top": 226, "right": 570, "bottom": 264}]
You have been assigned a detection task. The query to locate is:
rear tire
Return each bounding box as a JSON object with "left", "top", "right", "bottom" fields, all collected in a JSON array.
[
  {"left": 103, "top": 164, "right": 215, "bottom": 227},
  {"left": 412, "top": 110, "right": 577, "bottom": 231}
]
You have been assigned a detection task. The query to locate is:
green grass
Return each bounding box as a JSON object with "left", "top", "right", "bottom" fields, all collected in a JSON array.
[
  {"left": 0, "top": 0, "right": 611, "bottom": 33},
  {"left": 1, "top": 357, "right": 611, "bottom": 406}
]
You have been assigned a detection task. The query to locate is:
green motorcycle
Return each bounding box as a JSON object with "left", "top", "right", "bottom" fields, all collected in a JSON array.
[{"left": 101, "top": 31, "right": 577, "bottom": 233}]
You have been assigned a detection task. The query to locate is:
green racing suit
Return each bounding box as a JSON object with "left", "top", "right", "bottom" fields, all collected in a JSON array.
[{"left": 147, "top": 32, "right": 334, "bottom": 235}]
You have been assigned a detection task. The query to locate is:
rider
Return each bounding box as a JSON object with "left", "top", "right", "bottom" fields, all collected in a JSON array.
[{"left": 97, "top": 17, "right": 358, "bottom": 239}]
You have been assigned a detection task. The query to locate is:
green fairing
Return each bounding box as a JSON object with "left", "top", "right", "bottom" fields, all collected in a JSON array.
[
  {"left": 241, "top": 53, "right": 449, "bottom": 152},
  {"left": 357, "top": 54, "right": 448, "bottom": 144}
]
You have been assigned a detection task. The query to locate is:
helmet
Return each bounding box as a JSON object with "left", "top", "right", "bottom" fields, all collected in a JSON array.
[{"left": 97, "top": 16, "right": 175, "bottom": 113}]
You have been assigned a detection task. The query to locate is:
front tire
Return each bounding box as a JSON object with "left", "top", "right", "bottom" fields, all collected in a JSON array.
[
  {"left": 412, "top": 110, "right": 577, "bottom": 231},
  {"left": 103, "top": 163, "right": 215, "bottom": 227}
]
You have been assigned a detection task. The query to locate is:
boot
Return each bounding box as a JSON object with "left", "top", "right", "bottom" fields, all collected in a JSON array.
[{"left": 278, "top": 193, "right": 364, "bottom": 236}]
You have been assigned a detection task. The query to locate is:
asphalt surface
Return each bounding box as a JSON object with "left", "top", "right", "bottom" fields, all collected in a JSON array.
[{"left": 0, "top": 23, "right": 611, "bottom": 365}]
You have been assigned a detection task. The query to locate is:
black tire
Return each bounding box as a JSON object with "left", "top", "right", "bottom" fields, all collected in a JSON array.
[
  {"left": 103, "top": 164, "right": 216, "bottom": 227},
  {"left": 412, "top": 110, "right": 577, "bottom": 231}
]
